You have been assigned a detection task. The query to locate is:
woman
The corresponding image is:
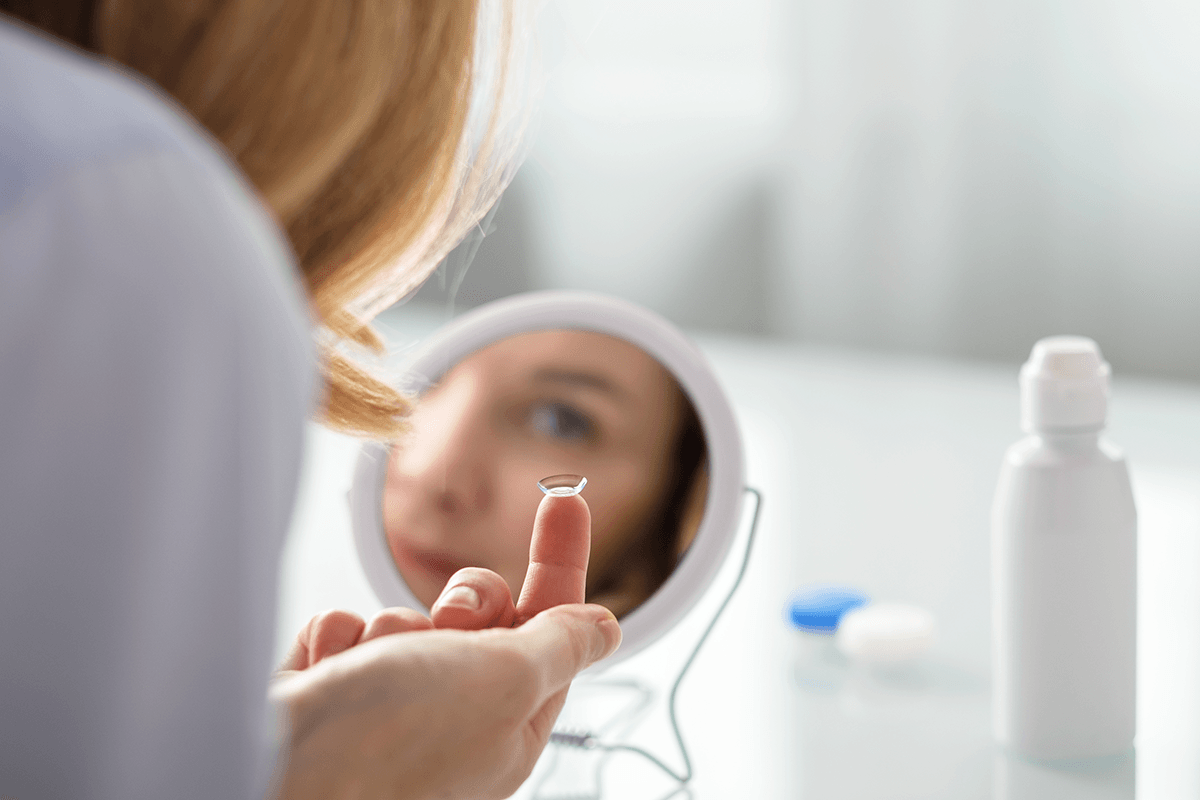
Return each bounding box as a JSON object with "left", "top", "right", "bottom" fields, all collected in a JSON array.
[{"left": 0, "top": 2, "right": 618, "bottom": 798}]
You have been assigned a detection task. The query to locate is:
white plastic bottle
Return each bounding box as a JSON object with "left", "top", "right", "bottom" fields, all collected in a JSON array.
[{"left": 992, "top": 336, "right": 1137, "bottom": 761}]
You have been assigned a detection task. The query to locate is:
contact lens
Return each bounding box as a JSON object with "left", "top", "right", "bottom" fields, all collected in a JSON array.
[{"left": 537, "top": 474, "right": 587, "bottom": 497}]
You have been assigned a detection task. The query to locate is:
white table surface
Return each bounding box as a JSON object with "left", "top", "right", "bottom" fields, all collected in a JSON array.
[{"left": 276, "top": 303, "right": 1200, "bottom": 800}]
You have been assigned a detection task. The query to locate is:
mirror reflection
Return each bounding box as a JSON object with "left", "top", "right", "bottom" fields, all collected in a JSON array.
[{"left": 383, "top": 329, "right": 709, "bottom": 618}]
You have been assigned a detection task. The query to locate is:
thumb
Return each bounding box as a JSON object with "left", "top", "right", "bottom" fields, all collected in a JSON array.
[{"left": 513, "top": 603, "right": 623, "bottom": 699}]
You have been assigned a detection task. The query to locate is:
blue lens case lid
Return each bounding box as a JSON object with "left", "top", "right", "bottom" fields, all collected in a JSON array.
[{"left": 786, "top": 585, "right": 870, "bottom": 633}]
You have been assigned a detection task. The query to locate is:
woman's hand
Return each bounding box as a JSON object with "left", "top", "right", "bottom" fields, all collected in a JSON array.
[
  {"left": 270, "top": 493, "right": 619, "bottom": 800},
  {"left": 281, "top": 491, "right": 595, "bottom": 665},
  {"left": 279, "top": 607, "right": 435, "bottom": 671},
  {"left": 271, "top": 604, "right": 619, "bottom": 800}
]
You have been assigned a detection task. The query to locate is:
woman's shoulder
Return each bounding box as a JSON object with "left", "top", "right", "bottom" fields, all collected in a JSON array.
[
  {"left": 0, "top": 18, "right": 231, "bottom": 213},
  {"left": 0, "top": 18, "right": 315, "bottom": 414}
]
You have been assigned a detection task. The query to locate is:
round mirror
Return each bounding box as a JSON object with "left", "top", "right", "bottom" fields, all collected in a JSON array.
[{"left": 350, "top": 291, "right": 744, "bottom": 666}]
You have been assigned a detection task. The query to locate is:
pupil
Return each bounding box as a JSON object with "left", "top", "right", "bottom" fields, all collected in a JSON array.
[{"left": 533, "top": 403, "right": 589, "bottom": 440}]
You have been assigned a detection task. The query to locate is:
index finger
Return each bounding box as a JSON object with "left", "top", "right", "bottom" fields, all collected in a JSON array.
[{"left": 514, "top": 493, "right": 591, "bottom": 625}]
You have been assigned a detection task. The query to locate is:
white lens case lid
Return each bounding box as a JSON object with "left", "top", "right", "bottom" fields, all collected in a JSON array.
[{"left": 835, "top": 603, "right": 937, "bottom": 664}]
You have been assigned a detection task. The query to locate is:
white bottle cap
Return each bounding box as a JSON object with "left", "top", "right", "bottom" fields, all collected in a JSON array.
[{"left": 1019, "top": 336, "right": 1111, "bottom": 433}]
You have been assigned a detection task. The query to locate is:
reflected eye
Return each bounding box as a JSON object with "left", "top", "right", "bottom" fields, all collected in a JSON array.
[{"left": 528, "top": 402, "right": 595, "bottom": 443}]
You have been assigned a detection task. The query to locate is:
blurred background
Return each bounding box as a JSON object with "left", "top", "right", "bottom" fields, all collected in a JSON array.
[{"left": 405, "top": 0, "right": 1200, "bottom": 380}]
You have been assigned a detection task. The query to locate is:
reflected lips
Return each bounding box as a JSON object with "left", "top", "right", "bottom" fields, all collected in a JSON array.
[{"left": 393, "top": 541, "right": 473, "bottom": 586}]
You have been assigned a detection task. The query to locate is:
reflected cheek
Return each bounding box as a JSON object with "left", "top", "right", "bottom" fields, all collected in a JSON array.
[
  {"left": 393, "top": 382, "right": 481, "bottom": 481},
  {"left": 586, "top": 471, "right": 661, "bottom": 568},
  {"left": 492, "top": 487, "right": 539, "bottom": 598},
  {"left": 382, "top": 470, "right": 414, "bottom": 536},
  {"left": 390, "top": 426, "right": 446, "bottom": 481}
]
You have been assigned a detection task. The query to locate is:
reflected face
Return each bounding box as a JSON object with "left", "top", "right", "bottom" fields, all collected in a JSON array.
[{"left": 383, "top": 330, "right": 706, "bottom": 618}]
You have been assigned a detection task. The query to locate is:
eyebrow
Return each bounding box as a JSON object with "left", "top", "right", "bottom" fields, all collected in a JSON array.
[{"left": 530, "top": 368, "right": 633, "bottom": 402}]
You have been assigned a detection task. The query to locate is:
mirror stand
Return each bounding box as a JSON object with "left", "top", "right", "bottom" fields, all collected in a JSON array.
[{"left": 534, "top": 487, "right": 765, "bottom": 799}]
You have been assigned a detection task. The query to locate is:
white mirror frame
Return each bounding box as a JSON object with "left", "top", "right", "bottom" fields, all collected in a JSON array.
[{"left": 349, "top": 290, "right": 744, "bottom": 667}]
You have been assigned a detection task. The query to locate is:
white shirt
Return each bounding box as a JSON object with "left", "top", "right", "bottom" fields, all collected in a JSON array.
[{"left": 0, "top": 20, "right": 315, "bottom": 799}]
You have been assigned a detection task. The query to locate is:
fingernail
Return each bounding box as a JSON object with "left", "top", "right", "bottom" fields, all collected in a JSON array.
[{"left": 439, "top": 585, "right": 481, "bottom": 611}]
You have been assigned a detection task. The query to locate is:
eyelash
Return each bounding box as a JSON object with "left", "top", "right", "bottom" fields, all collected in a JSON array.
[{"left": 527, "top": 401, "right": 596, "bottom": 444}]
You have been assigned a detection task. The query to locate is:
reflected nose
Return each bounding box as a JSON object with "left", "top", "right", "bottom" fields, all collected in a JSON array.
[{"left": 399, "top": 371, "right": 494, "bottom": 517}]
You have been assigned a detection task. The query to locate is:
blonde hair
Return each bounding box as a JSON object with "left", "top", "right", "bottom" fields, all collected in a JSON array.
[{"left": 5, "top": 0, "right": 531, "bottom": 439}]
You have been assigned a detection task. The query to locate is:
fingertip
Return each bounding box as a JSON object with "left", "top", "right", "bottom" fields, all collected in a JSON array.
[
  {"left": 518, "top": 603, "right": 623, "bottom": 695},
  {"left": 550, "top": 603, "right": 621, "bottom": 664},
  {"left": 361, "top": 607, "right": 434, "bottom": 641},
  {"left": 536, "top": 492, "right": 590, "bottom": 530},
  {"left": 431, "top": 567, "right": 516, "bottom": 630},
  {"left": 307, "top": 609, "right": 367, "bottom": 666},
  {"left": 580, "top": 603, "right": 622, "bottom": 661},
  {"left": 599, "top": 614, "right": 622, "bottom": 660},
  {"left": 277, "top": 639, "right": 310, "bottom": 673}
]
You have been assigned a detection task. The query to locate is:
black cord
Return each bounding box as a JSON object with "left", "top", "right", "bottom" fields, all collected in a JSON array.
[{"left": 546, "top": 486, "right": 764, "bottom": 787}]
